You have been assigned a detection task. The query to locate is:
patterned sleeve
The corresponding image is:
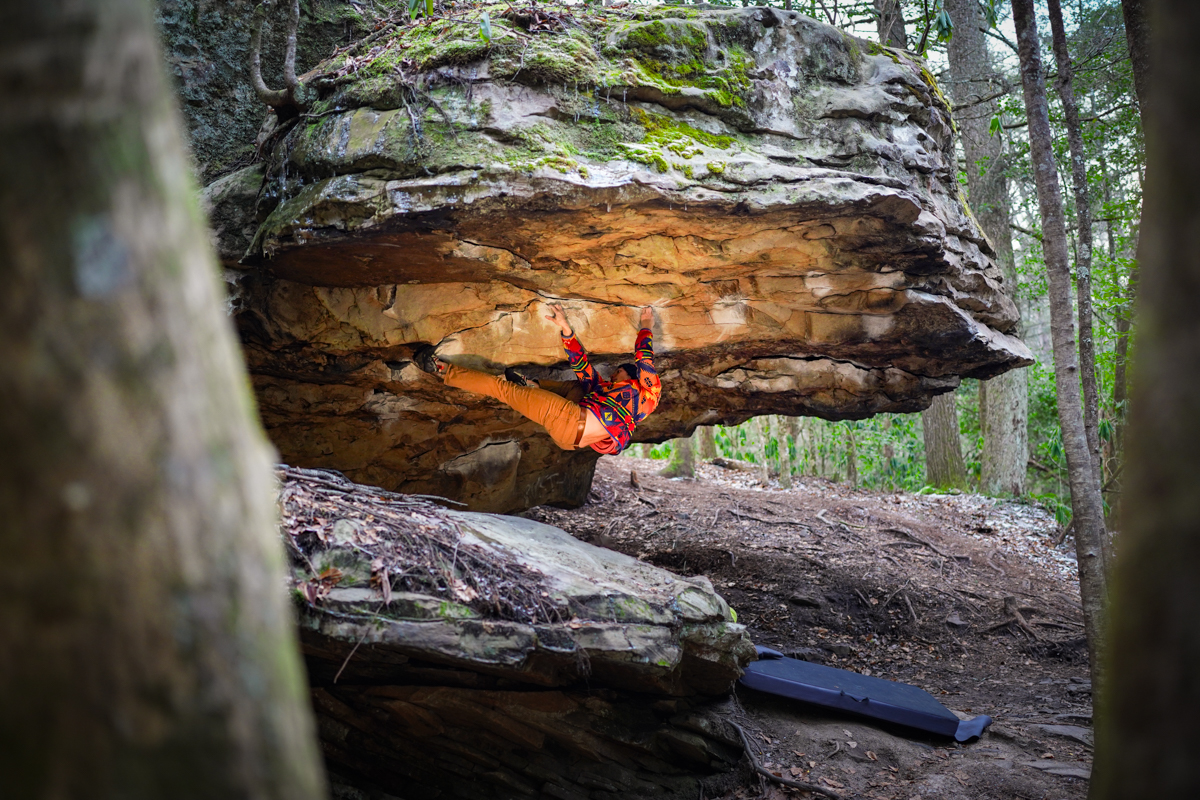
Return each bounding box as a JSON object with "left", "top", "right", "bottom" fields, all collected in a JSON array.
[
  {"left": 634, "top": 328, "right": 655, "bottom": 374},
  {"left": 562, "top": 333, "right": 600, "bottom": 392}
]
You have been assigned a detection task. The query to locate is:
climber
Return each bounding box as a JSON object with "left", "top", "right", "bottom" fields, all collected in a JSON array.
[{"left": 413, "top": 304, "right": 660, "bottom": 453}]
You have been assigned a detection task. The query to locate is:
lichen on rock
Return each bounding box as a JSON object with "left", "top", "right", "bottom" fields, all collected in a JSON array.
[{"left": 204, "top": 4, "right": 1033, "bottom": 512}]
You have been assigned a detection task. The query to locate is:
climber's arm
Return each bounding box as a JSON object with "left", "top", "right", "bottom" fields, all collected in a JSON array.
[
  {"left": 634, "top": 306, "right": 655, "bottom": 373},
  {"left": 547, "top": 304, "right": 599, "bottom": 390}
]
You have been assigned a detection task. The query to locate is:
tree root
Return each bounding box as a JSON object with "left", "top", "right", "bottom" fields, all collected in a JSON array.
[{"left": 727, "top": 718, "right": 845, "bottom": 800}]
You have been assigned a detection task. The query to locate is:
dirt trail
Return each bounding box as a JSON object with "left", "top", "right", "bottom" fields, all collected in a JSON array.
[{"left": 526, "top": 456, "right": 1092, "bottom": 800}]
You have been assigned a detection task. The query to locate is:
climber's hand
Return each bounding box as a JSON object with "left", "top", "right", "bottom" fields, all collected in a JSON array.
[
  {"left": 546, "top": 304, "right": 573, "bottom": 336},
  {"left": 639, "top": 306, "right": 654, "bottom": 329}
]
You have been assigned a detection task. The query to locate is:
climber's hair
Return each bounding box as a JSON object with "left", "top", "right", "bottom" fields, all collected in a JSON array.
[{"left": 615, "top": 363, "right": 640, "bottom": 384}]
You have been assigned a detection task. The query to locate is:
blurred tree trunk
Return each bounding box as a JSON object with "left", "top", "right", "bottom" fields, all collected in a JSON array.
[
  {"left": 776, "top": 417, "right": 796, "bottom": 489},
  {"left": 659, "top": 433, "right": 696, "bottom": 479},
  {"left": 0, "top": 1, "right": 326, "bottom": 798},
  {"left": 873, "top": 0, "right": 907, "bottom": 49},
  {"left": 1095, "top": 0, "right": 1200, "bottom": 793},
  {"left": 946, "top": 0, "right": 1029, "bottom": 496},
  {"left": 1049, "top": 0, "right": 1103, "bottom": 485},
  {"left": 697, "top": 425, "right": 717, "bottom": 461},
  {"left": 922, "top": 393, "right": 966, "bottom": 489},
  {"left": 844, "top": 423, "right": 859, "bottom": 488},
  {"left": 1012, "top": 0, "right": 1109, "bottom": 694},
  {"left": 754, "top": 417, "right": 770, "bottom": 483}
]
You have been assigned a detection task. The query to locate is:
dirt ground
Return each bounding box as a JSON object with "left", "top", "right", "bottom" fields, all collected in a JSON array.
[{"left": 524, "top": 456, "right": 1093, "bottom": 800}]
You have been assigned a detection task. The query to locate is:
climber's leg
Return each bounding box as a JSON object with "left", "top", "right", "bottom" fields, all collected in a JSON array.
[
  {"left": 534, "top": 378, "right": 586, "bottom": 403},
  {"left": 443, "top": 364, "right": 583, "bottom": 450}
]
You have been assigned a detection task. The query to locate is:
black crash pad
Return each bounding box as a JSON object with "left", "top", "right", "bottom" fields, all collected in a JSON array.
[{"left": 740, "top": 647, "right": 993, "bottom": 742}]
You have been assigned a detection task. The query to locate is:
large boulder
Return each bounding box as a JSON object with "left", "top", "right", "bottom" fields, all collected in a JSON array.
[
  {"left": 282, "top": 467, "right": 753, "bottom": 799},
  {"left": 212, "top": 4, "right": 1033, "bottom": 512}
]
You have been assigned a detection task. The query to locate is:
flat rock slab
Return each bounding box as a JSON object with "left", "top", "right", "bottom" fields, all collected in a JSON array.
[
  {"left": 281, "top": 467, "right": 755, "bottom": 798},
  {"left": 283, "top": 467, "right": 755, "bottom": 695}
]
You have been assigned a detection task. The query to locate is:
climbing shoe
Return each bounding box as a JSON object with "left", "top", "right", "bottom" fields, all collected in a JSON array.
[
  {"left": 412, "top": 345, "right": 444, "bottom": 377},
  {"left": 504, "top": 367, "right": 534, "bottom": 387}
]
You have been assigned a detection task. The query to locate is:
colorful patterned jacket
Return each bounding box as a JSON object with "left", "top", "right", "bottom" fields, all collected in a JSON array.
[{"left": 561, "top": 328, "right": 661, "bottom": 454}]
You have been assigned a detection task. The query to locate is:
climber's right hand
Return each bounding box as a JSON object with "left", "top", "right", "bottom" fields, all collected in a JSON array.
[{"left": 545, "top": 304, "right": 573, "bottom": 337}]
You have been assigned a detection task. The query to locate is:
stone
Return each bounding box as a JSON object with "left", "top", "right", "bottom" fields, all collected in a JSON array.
[
  {"left": 207, "top": 6, "right": 1033, "bottom": 512},
  {"left": 283, "top": 468, "right": 753, "bottom": 799}
]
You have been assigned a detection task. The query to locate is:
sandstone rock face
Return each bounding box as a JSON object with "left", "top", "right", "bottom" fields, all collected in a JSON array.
[
  {"left": 283, "top": 468, "right": 752, "bottom": 799},
  {"left": 214, "top": 5, "right": 1033, "bottom": 511}
]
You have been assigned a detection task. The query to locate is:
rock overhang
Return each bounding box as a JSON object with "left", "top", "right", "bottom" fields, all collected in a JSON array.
[{"left": 212, "top": 5, "right": 1033, "bottom": 511}]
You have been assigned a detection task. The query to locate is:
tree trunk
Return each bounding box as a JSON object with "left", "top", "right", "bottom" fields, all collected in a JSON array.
[
  {"left": 0, "top": 1, "right": 327, "bottom": 797},
  {"left": 697, "top": 425, "right": 718, "bottom": 461},
  {"left": 946, "top": 0, "right": 1029, "bottom": 496},
  {"left": 1094, "top": 1, "right": 1200, "bottom": 792},
  {"left": 776, "top": 417, "right": 796, "bottom": 489},
  {"left": 1048, "top": 0, "right": 1103, "bottom": 485},
  {"left": 1121, "top": 0, "right": 1153, "bottom": 118},
  {"left": 754, "top": 416, "right": 770, "bottom": 483},
  {"left": 1011, "top": 0, "right": 1109, "bottom": 695},
  {"left": 922, "top": 392, "right": 966, "bottom": 489},
  {"left": 659, "top": 433, "right": 696, "bottom": 479},
  {"left": 844, "top": 423, "right": 859, "bottom": 488},
  {"left": 873, "top": 0, "right": 907, "bottom": 49}
]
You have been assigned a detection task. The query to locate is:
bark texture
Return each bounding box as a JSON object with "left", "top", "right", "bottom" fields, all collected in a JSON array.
[
  {"left": 922, "top": 392, "right": 966, "bottom": 489},
  {"left": 0, "top": 1, "right": 325, "bottom": 798},
  {"left": 1095, "top": 1, "right": 1200, "bottom": 794},
  {"left": 775, "top": 416, "right": 795, "bottom": 489},
  {"left": 874, "top": 0, "right": 908, "bottom": 49},
  {"left": 1011, "top": 0, "right": 1109, "bottom": 693},
  {"left": 1049, "top": 0, "right": 1102, "bottom": 484},
  {"left": 697, "top": 426, "right": 718, "bottom": 461},
  {"left": 1120, "top": 0, "right": 1153, "bottom": 117},
  {"left": 659, "top": 432, "right": 697, "bottom": 479},
  {"left": 946, "top": 0, "right": 1029, "bottom": 495}
]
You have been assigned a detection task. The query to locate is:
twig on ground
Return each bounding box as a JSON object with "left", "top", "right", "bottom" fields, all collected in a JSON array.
[
  {"left": 904, "top": 591, "right": 920, "bottom": 624},
  {"left": 883, "top": 527, "right": 969, "bottom": 563},
  {"left": 727, "top": 718, "right": 845, "bottom": 800},
  {"left": 728, "top": 508, "right": 812, "bottom": 528}
]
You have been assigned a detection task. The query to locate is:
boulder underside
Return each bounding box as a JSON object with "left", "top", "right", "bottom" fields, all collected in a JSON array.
[{"left": 212, "top": 5, "right": 1034, "bottom": 512}]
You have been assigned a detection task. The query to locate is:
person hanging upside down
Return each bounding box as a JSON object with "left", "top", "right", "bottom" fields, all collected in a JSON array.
[{"left": 414, "top": 304, "right": 661, "bottom": 453}]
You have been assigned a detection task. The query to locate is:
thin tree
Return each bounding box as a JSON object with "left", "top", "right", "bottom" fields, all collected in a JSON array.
[
  {"left": 697, "top": 425, "right": 718, "bottom": 461},
  {"left": 1011, "top": 0, "right": 1109, "bottom": 693},
  {"left": 754, "top": 417, "right": 771, "bottom": 483},
  {"left": 250, "top": 0, "right": 307, "bottom": 118},
  {"left": 844, "top": 422, "right": 859, "bottom": 488},
  {"left": 922, "top": 393, "right": 967, "bottom": 489},
  {"left": 1094, "top": 1, "right": 1200, "bottom": 792},
  {"left": 1048, "top": 0, "right": 1102, "bottom": 485},
  {"left": 946, "top": 0, "right": 1029, "bottom": 496},
  {"left": 775, "top": 416, "right": 796, "bottom": 489},
  {"left": 874, "top": 0, "right": 908, "bottom": 49},
  {"left": 0, "top": 0, "right": 327, "bottom": 797}
]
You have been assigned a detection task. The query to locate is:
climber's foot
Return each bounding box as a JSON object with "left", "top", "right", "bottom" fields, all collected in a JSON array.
[
  {"left": 412, "top": 345, "right": 445, "bottom": 377},
  {"left": 504, "top": 367, "right": 537, "bottom": 388}
]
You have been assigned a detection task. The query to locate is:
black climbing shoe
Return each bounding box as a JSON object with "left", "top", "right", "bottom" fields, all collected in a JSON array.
[
  {"left": 504, "top": 367, "right": 534, "bottom": 387},
  {"left": 412, "top": 345, "right": 443, "bottom": 377}
]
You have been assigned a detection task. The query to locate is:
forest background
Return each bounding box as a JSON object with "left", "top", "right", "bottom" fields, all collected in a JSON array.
[{"left": 620, "top": 0, "right": 1144, "bottom": 541}]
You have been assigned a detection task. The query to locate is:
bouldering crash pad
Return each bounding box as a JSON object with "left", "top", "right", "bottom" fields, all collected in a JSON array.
[{"left": 740, "top": 647, "right": 993, "bottom": 742}]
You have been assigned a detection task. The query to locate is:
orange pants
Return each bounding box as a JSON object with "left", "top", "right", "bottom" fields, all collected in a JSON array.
[{"left": 442, "top": 365, "right": 585, "bottom": 450}]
